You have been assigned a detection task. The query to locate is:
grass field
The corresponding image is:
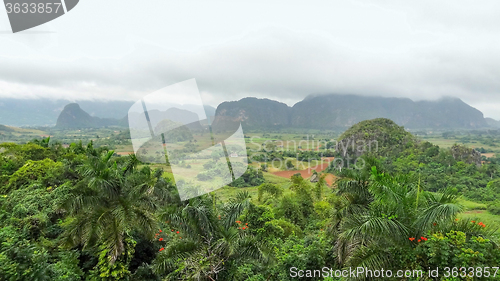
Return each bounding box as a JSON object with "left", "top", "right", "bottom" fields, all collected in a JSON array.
[
  {"left": 459, "top": 211, "right": 500, "bottom": 233},
  {"left": 457, "top": 198, "right": 488, "bottom": 210},
  {"left": 421, "top": 134, "right": 500, "bottom": 153},
  {"left": 0, "top": 125, "right": 49, "bottom": 143},
  {"left": 457, "top": 198, "right": 500, "bottom": 233},
  {"left": 245, "top": 132, "right": 337, "bottom": 151},
  {"left": 150, "top": 169, "right": 288, "bottom": 203},
  {"left": 212, "top": 172, "right": 332, "bottom": 203},
  {"left": 420, "top": 137, "right": 458, "bottom": 148}
]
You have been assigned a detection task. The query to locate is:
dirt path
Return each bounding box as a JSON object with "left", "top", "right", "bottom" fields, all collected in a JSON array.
[
  {"left": 115, "top": 151, "right": 134, "bottom": 156},
  {"left": 464, "top": 210, "right": 485, "bottom": 214}
]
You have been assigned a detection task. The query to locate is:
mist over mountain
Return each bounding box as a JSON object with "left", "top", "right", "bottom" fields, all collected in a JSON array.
[
  {"left": 213, "top": 97, "right": 291, "bottom": 129},
  {"left": 0, "top": 98, "right": 217, "bottom": 127},
  {"left": 0, "top": 125, "right": 14, "bottom": 132},
  {"left": 55, "top": 103, "right": 126, "bottom": 129},
  {"left": 0, "top": 95, "right": 495, "bottom": 130},
  {"left": 213, "top": 94, "right": 490, "bottom": 130},
  {"left": 147, "top": 108, "right": 201, "bottom": 128},
  {"left": 127, "top": 107, "right": 205, "bottom": 132},
  {"left": 56, "top": 103, "right": 213, "bottom": 130},
  {"left": 0, "top": 99, "right": 134, "bottom": 127},
  {"left": 291, "top": 95, "right": 487, "bottom": 129},
  {"left": 485, "top": 118, "right": 500, "bottom": 128}
]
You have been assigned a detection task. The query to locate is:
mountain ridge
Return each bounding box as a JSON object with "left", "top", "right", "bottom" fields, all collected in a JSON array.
[
  {"left": 2, "top": 95, "right": 497, "bottom": 130},
  {"left": 213, "top": 94, "right": 490, "bottom": 130},
  {"left": 0, "top": 98, "right": 216, "bottom": 127},
  {"left": 55, "top": 103, "right": 127, "bottom": 129}
]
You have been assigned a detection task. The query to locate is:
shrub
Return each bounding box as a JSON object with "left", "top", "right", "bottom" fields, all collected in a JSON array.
[
  {"left": 196, "top": 172, "right": 213, "bottom": 181},
  {"left": 488, "top": 203, "right": 500, "bottom": 215}
]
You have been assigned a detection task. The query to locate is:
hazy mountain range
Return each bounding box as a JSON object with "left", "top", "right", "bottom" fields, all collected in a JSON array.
[
  {"left": 0, "top": 95, "right": 498, "bottom": 130},
  {"left": 213, "top": 95, "right": 492, "bottom": 130},
  {"left": 55, "top": 103, "right": 128, "bottom": 129},
  {"left": 0, "top": 98, "right": 216, "bottom": 127},
  {"left": 55, "top": 102, "right": 216, "bottom": 129},
  {"left": 0, "top": 99, "right": 134, "bottom": 127}
]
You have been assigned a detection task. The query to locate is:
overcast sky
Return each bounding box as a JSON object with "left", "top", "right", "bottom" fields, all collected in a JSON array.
[{"left": 1, "top": 1, "right": 500, "bottom": 118}]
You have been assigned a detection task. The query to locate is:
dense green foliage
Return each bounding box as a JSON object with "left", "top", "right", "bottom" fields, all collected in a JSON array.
[
  {"left": 336, "top": 118, "right": 416, "bottom": 158},
  {"left": 329, "top": 119, "right": 500, "bottom": 204},
  {"left": 2, "top": 116, "right": 500, "bottom": 280}
]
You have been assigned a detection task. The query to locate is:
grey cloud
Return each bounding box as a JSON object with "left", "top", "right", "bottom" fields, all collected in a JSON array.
[{"left": 0, "top": 1, "right": 500, "bottom": 117}]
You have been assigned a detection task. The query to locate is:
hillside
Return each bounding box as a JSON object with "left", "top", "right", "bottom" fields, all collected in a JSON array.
[
  {"left": 0, "top": 98, "right": 216, "bottom": 127},
  {"left": 1, "top": 95, "right": 491, "bottom": 130},
  {"left": 292, "top": 95, "right": 487, "bottom": 129},
  {"left": 57, "top": 103, "right": 212, "bottom": 130},
  {"left": 0, "top": 124, "right": 47, "bottom": 143},
  {"left": 336, "top": 118, "right": 417, "bottom": 158},
  {"left": 55, "top": 103, "right": 124, "bottom": 129},
  {"left": 213, "top": 95, "right": 489, "bottom": 130},
  {"left": 0, "top": 99, "right": 134, "bottom": 127},
  {"left": 0, "top": 125, "right": 14, "bottom": 132},
  {"left": 146, "top": 108, "right": 201, "bottom": 129},
  {"left": 212, "top": 97, "right": 290, "bottom": 129},
  {"left": 485, "top": 117, "right": 500, "bottom": 128}
]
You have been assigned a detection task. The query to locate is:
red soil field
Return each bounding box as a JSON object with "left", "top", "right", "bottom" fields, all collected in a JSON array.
[
  {"left": 324, "top": 174, "right": 336, "bottom": 187},
  {"left": 272, "top": 157, "right": 337, "bottom": 187}
]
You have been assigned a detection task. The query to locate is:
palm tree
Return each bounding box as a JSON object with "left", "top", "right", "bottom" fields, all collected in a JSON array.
[
  {"left": 331, "top": 164, "right": 464, "bottom": 273},
  {"left": 313, "top": 172, "right": 327, "bottom": 200},
  {"left": 154, "top": 192, "right": 267, "bottom": 280},
  {"left": 62, "top": 150, "right": 166, "bottom": 263},
  {"left": 30, "top": 136, "right": 50, "bottom": 148},
  {"left": 330, "top": 165, "right": 373, "bottom": 230}
]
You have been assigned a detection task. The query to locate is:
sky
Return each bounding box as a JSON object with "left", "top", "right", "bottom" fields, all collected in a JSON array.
[{"left": 1, "top": 0, "right": 500, "bottom": 118}]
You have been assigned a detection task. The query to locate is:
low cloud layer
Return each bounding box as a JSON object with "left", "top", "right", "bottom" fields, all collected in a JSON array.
[{"left": 0, "top": 0, "right": 499, "bottom": 118}]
